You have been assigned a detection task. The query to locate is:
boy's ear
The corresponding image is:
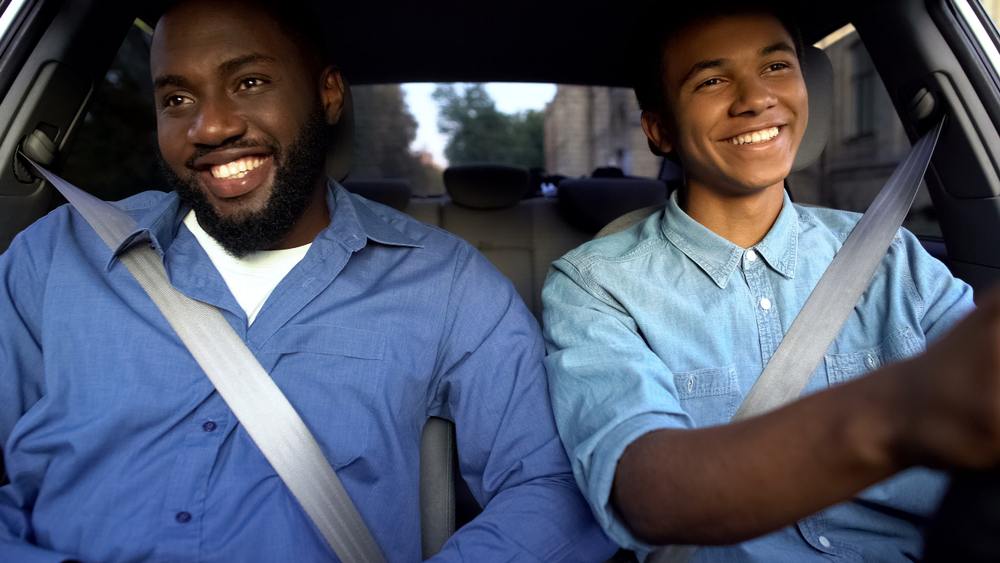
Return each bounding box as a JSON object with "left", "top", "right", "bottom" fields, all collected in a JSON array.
[
  {"left": 641, "top": 110, "right": 673, "bottom": 156},
  {"left": 320, "top": 67, "right": 345, "bottom": 125}
]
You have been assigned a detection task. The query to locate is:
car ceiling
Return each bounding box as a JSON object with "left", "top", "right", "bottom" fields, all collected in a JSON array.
[{"left": 135, "top": 0, "right": 869, "bottom": 87}]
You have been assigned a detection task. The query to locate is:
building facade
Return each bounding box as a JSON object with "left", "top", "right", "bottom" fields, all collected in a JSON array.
[{"left": 544, "top": 85, "right": 662, "bottom": 179}]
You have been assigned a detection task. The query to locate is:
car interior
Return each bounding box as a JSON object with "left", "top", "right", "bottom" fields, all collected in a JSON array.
[{"left": 2, "top": 0, "right": 1000, "bottom": 559}]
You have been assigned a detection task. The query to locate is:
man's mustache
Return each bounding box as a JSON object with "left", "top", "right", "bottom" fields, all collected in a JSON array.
[{"left": 183, "top": 138, "right": 279, "bottom": 170}]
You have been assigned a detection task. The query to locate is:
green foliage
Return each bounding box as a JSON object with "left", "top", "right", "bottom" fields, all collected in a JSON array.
[
  {"left": 352, "top": 85, "right": 443, "bottom": 196},
  {"left": 433, "top": 84, "right": 544, "bottom": 169}
]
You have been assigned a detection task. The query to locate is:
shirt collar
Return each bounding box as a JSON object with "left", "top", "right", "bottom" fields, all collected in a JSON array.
[
  {"left": 108, "top": 179, "right": 421, "bottom": 268},
  {"left": 661, "top": 190, "right": 798, "bottom": 289},
  {"left": 328, "top": 180, "right": 422, "bottom": 250}
]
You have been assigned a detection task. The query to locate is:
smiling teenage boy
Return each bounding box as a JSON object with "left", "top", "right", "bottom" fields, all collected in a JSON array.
[
  {"left": 543, "top": 2, "right": 1000, "bottom": 561},
  {"left": 0, "top": 0, "right": 619, "bottom": 561}
]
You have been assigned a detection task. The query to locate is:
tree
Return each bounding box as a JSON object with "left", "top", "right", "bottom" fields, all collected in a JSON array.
[
  {"left": 352, "top": 85, "right": 442, "bottom": 196},
  {"left": 432, "top": 84, "right": 544, "bottom": 169}
]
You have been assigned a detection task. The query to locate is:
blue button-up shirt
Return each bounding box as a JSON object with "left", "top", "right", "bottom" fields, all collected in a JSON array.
[
  {"left": 543, "top": 191, "right": 974, "bottom": 561},
  {"left": 0, "top": 182, "right": 616, "bottom": 562}
]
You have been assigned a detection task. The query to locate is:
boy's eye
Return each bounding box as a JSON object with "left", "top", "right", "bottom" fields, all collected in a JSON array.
[
  {"left": 697, "top": 77, "right": 721, "bottom": 89},
  {"left": 768, "top": 62, "right": 789, "bottom": 72}
]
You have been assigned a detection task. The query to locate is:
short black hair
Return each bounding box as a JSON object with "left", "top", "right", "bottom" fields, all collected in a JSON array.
[
  {"left": 631, "top": 0, "right": 804, "bottom": 118},
  {"left": 258, "top": 0, "right": 330, "bottom": 67},
  {"left": 156, "top": 0, "right": 330, "bottom": 66}
]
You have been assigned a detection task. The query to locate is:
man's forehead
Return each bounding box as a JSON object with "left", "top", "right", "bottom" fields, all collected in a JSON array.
[
  {"left": 151, "top": 0, "right": 296, "bottom": 74},
  {"left": 665, "top": 12, "right": 795, "bottom": 81}
]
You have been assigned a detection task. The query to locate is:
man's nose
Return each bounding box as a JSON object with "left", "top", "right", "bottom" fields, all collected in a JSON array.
[
  {"left": 188, "top": 94, "right": 246, "bottom": 146},
  {"left": 729, "top": 76, "right": 777, "bottom": 116}
]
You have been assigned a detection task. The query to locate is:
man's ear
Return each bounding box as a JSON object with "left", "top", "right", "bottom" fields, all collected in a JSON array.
[
  {"left": 320, "top": 67, "right": 345, "bottom": 125},
  {"left": 641, "top": 110, "right": 673, "bottom": 156}
]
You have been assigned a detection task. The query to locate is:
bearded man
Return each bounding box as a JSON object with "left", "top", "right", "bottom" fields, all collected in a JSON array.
[{"left": 0, "top": 0, "right": 616, "bottom": 561}]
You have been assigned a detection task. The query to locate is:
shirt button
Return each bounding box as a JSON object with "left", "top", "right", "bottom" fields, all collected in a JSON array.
[
  {"left": 760, "top": 297, "right": 772, "bottom": 310},
  {"left": 865, "top": 354, "right": 877, "bottom": 369},
  {"left": 818, "top": 535, "right": 831, "bottom": 548},
  {"left": 202, "top": 421, "right": 217, "bottom": 432},
  {"left": 687, "top": 377, "right": 694, "bottom": 392},
  {"left": 176, "top": 511, "right": 192, "bottom": 523},
  {"left": 746, "top": 249, "right": 758, "bottom": 262}
]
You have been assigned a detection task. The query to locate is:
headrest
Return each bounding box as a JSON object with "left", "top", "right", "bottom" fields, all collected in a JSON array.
[
  {"left": 792, "top": 45, "right": 833, "bottom": 172},
  {"left": 443, "top": 165, "right": 530, "bottom": 209},
  {"left": 325, "top": 81, "right": 355, "bottom": 183},
  {"left": 558, "top": 178, "right": 668, "bottom": 233},
  {"left": 342, "top": 179, "right": 412, "bottom": 212}
]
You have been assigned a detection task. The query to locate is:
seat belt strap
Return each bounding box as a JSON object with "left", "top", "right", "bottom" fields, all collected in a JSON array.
[
  {"left": 647, "top": 115, "right": 945, "bottom": 563},
  {"left": 26, "top": 158, "right": 386, "bottom": 563},
  {"left": 733, "top": 115, "right": 944, "bottom": 421}
]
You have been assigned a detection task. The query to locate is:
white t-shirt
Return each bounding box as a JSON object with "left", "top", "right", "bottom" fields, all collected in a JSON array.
[{"left": 183, "top": 211, "right": 310, "bottom": 325}]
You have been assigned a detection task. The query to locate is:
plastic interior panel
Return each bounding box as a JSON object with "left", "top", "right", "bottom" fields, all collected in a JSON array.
[
  {"left": 855, "top": 0, "right": 1000, "bottom": 291},
  {"left": 0, "top": 61, "right": 91, "bottom": 251},
  {"left": 0, "top": 0, "right": 135, "bottom": 252}
]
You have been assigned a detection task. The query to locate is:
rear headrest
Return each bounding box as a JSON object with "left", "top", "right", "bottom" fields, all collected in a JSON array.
[
  {"left": 325, "top": 81, "right": 355, "bottom": 183},
  {"left": 342, "top": 179, "right": 412, "bottom": 212},
  {"left": 792, "top": 45, "right": 833, "bottom": 172},
  {"left": 558, "top": 178, "right": 668, "bottom": 233},
  {"left": 443, "top": 165, "right": 530, "bottom": 209}
]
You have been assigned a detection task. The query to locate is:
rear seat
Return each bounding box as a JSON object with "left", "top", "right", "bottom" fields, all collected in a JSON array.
[
  {"left": 342, "top": 179, "right": 411, "bottom": 212},
  {"left": 346, "top": 166, "right": 667, "bottom": 323}
]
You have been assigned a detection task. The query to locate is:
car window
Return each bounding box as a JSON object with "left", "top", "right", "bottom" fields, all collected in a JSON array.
[
  {"left": 0, "top": 0, "right": 32, "bottom": 44},
  {"left": 545, "top": 85, "right": 663, "bottom": 179},
  {"left": 61, "top": 12, "right": 1000, "bottom": 243},
  {"left": 954, "top": 0, "right": 1000, "bottom": 81},
  {"left": 59, "top": 20, "right": 167, "bottom": 203},
  {"left": 787, "top": 24, "right": 941, "bottom": 237}
]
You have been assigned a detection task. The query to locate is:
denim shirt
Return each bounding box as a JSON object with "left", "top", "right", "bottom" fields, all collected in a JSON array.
[
  {"left": 543, "top": 191, "right": 974, "bottom": 561},
  {"left": 0, "top": 181, "right": 616, "bottom": 563}
]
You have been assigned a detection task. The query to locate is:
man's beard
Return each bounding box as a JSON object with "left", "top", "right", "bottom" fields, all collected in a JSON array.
[{"left": 160, "top": 104, "right": 331, "bottom": 258}]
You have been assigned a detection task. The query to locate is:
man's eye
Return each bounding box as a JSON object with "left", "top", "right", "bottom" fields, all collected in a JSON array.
[
  {"left": 768, "top": 62, "right": 790, "bottom": 72},
  {"left": 697, "top": 78, "right": 721, "bottom": 89},
  {"left": 163, "top": 95, "right": 188, "bottom": 107},
  {"left": 238, "top": 77, "right": 267, "bottom": 90}
]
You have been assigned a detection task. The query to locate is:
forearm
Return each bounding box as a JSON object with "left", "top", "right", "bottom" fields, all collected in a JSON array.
[
  {"left": 613, "top": 363, "right": 907, "bottom": 545},
  {"left": 431, "top": 475, "right": 617, "bottom": 562}
]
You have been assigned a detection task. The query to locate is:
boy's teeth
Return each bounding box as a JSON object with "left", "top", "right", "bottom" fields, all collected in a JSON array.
[
  {"left": 210, "top": 157, "right": 264, "bottom": 179},
  {"left": 730, "top": 127, "right": 780, "bottom": 145}
]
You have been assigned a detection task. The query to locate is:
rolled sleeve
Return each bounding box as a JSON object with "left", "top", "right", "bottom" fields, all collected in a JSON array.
[{"left": 542, "top": 259, "right": 690, "bottom": 552}]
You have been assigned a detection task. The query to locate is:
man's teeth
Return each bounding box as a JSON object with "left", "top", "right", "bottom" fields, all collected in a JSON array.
[
  {"left": 210, "top": 157, "right": 265, "bottom": 179},
  {"left": 730, "top": 127, "right": 780, "bottom": 145}
]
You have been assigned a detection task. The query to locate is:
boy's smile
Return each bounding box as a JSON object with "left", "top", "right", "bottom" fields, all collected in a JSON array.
[{"left": 645, "top": 12, "right": 808, "bottom": 202}]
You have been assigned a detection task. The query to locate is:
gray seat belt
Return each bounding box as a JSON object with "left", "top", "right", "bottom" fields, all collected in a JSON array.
[
  {"left": 647, "top": 115, "right": 945, "bottom": 563},
  {"left": 23, "top": 157, "right": 386, "bottom": 563}
]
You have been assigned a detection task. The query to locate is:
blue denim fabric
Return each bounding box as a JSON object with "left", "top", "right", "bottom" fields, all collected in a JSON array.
[
  {"left": 543, "top": 191, "right": 974, "bottom": 561},
  {"left": 0, "top": 181, "right": 616, "bottom": 563}
]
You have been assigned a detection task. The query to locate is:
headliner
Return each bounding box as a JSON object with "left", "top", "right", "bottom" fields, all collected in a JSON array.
[{"left": 141, "top": 0, "right": 868, "bottom": 86}]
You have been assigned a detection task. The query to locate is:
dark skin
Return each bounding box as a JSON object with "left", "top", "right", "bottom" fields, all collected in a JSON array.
[
  {"left": 618, "top": 12, "right": 1000, "bottom": 545},
  {"left": 151, "top": 0, "right": 344, "bottom": 250}
]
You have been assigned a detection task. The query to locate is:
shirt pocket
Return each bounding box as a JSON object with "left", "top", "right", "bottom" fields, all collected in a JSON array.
[
  {"left": 673, "top": 364, "right": 739, "bottom": 428},
  {"left": 825, "top": 326, "right": 924, "bottom": 386},
  {"left": 263, "top": 324, "right": 386, "bottom": 468}
]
